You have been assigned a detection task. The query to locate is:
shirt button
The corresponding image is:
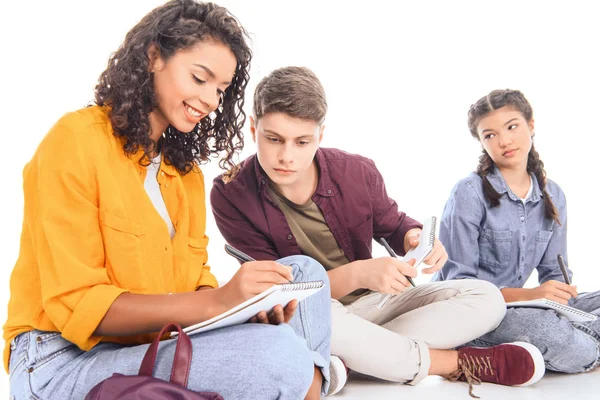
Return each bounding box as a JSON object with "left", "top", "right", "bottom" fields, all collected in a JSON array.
[
  {"left": 261, "top": 179, "right": 266, "bottom": 185},
  {"left": 287, "top": 234, "right": 293, "bottom": 240},
  {"left": 520, "top": 216, "right": 524, "bottom": 222},
  {"left": 161, "top": 171, "right": 165, "bottom": 176},
  {"left": 518, "top": 275, "right": 522, "bottom": 280},
  {"left": 327, "top": 189, "right": 332, "bottom": 194},
  {"left": 10, "top": 340, "right": 16, "bottom": 350}
]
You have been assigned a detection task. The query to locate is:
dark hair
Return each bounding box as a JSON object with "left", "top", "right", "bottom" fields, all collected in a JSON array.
[
  {"left": 94, "top": 0, "right": 251, "bottom": 176},
  {"left": 467, "top": 89, "right": 559, "bottom": 223},
  {"left": 253, "top": 66, "right": 327, "bottom": 124}
]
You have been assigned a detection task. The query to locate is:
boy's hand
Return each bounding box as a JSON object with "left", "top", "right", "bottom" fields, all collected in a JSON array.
[
  {"left": 357, "top": 257, "right": 416, "bottom": 294},
  {"left": 421, "top": 239, "right": 448, "bottom": 274},
  {"left": 403, "top": 229, "right": 448, "bottom": 274}
]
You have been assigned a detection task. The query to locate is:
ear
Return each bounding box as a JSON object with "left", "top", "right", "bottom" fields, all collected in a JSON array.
[
  {"left": 528, "top": 118, "right": 535, "bottom": 137},
  {"left": 147, "top": 44, "right": 163, "bottom": 73},
  {"left": 249, "top": 116, "right": 257, "bottom": 143},
  {"left": 318, "top": 124, "right": 325, "bottom": 144}
]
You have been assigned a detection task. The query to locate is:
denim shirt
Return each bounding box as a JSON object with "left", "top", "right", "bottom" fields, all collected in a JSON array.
[{"left": 434, "top": 167, "right": 571, "bottom": 289}]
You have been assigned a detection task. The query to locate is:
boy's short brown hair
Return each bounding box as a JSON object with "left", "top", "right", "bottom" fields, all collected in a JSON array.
[{"left": 253, "top": 66, "right": 327, "bottom": 124}]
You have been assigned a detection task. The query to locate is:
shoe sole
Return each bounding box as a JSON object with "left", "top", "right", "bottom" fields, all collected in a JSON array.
[{"left": 509, "top": 341, "right": 546, "bottom": 387}]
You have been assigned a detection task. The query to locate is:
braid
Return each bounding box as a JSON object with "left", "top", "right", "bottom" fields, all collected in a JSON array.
[
  {"left": 476, "top": 150, "right": 502, "bottom": 208},
  {"left": 527, "top": 145, "right": 560, "bottom": 224}
]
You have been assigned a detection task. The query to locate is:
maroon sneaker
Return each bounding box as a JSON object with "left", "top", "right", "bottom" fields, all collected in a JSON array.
[{"left": 450, "top": 342, "right": 545, "bottom": 398}]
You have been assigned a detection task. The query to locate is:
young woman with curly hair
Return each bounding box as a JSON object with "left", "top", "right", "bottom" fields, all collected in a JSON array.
[
  {"left": 4, "top": 1, "right": 331, "bottom": 398},
  {"left": 436, "top": 89, "right": 600, "bottom": 375}
]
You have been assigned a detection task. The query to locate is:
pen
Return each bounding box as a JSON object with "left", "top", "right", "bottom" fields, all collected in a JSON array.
[
  {"left": 224, "top": 243, "right": 256, "bottom": 263},
  {"left": 379, "top": 238, "right": 416, "bottom": 287},
  {"left": 377, "top": 238, "right": 416, "bottom": 308},
  {"left": 557, "top": 254, "right": 571, "bottom": 285},
  {"left": 224, "top": 244, "right": 293, "bottom": 282}
]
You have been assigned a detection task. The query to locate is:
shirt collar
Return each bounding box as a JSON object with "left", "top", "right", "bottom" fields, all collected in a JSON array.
[
  {"left": 132, "top": 148, "right": 178, "bottom": 177},
  {"left": 487, "top": 166, "right": 543, "bottom": 202}
]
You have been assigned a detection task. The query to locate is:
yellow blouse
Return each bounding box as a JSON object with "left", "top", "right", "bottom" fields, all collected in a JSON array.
[{"left": 3, "top": 106, "right": 218, "bottom": 371}]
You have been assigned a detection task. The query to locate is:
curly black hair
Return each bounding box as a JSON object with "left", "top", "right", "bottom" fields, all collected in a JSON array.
[{"left": 94, "top": 0, "right": 251, "bottom": 176}]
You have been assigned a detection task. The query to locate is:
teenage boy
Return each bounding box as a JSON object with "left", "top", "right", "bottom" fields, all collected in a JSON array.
[{"left": 211, "top": 67, "right": 545, "bottom": 397}]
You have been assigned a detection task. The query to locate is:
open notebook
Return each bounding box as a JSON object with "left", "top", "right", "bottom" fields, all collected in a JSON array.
[
  {"left": 173, "top": 281, "right": 325, "bottom": 336},
  {"left": 507, "top": 298, "right": 598, "bottom": 322}
]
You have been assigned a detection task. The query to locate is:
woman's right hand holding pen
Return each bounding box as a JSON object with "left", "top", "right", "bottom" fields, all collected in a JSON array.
[
  {"left": 355, "top": 257, "right": 417, "bottom": 294},
  {"left": 219, "top": 260, "right": 296, "bottom": 324}
]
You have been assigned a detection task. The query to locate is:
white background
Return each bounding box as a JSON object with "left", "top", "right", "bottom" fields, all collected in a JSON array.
[{"left": 1, "top": 0, "right": 599, "bottom": 395}]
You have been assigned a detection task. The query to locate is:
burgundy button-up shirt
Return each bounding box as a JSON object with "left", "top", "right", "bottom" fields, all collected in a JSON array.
[{"left": 210, "top": 148, "right": 421, "bottom": 263}]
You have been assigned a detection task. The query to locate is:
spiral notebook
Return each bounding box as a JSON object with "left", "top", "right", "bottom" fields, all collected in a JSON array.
[
  {"left": 402, "top": 216, "right": 437, "bottom": 267},
  {"left": 507, "top": 298, "right": 598, "bottom": 322},
  {"left": 377, "top": 216, "right": 437, "bottom": 308},
  {"left": 173, "top": 281, "right": 325, "bottom": 336}
]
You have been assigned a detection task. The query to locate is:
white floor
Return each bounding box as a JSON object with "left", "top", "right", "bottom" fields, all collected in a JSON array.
[
  {"left": 335, "top": 368, "right": 600, "bottom": 400},
  {"left": 2, "top": 368, "right": 599, "bottom": 398}
]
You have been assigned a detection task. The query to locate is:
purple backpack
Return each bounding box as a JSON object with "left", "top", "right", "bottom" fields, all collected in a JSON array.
[{"left": 85, "top": 323, "right": 223, "bottom": 400}]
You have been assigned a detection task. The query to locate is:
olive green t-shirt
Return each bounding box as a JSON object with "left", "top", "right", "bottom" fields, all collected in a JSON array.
[{"left": 268, "top": 184, "right": 369, "bottom": 304}]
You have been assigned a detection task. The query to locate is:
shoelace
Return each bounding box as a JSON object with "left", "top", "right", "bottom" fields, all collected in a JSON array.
[{"left": 448, "top": 355, "right": 495, "bottom": 399}]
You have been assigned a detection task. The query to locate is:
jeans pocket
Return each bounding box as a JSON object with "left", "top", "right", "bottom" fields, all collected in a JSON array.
[
  {"left": 478, "top": 228, "right": 513, "bottom": 270},
  {"left": 27, "top": 331, "right": 79, "bottom": 399},
  {"left": 8, "top": 336, "right": 27, "bottom": 379},
  {"left": 30, "top": 331, "right": 77, "bottom": 370}
]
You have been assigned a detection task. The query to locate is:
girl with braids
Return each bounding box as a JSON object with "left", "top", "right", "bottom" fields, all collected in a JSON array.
[
  {"left": 4, "top": 1, "right": 331, "bottom": 399},
  {"left": 436, "top": 89, "right": 600, "bottom": 374}
]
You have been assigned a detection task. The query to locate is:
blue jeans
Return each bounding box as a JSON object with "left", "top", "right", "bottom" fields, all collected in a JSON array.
[
  {"left": 466, "top": 290, "right": 600, "bottom": 373},
  {"left": 8, "top": 255, "right": 331, "bottom": 399}
]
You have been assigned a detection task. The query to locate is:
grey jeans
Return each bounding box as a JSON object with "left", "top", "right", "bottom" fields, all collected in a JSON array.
[
  {"left": 466, "top": 289, "right": 600, "bottom": 373},
  {"left": 8, "top": 255, "right": 332, "bottom": 400}
]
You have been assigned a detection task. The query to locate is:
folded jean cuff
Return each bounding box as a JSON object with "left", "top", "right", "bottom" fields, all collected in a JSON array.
[{"left": 311, "top": 351, "right": 330, "bottom": 395}]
